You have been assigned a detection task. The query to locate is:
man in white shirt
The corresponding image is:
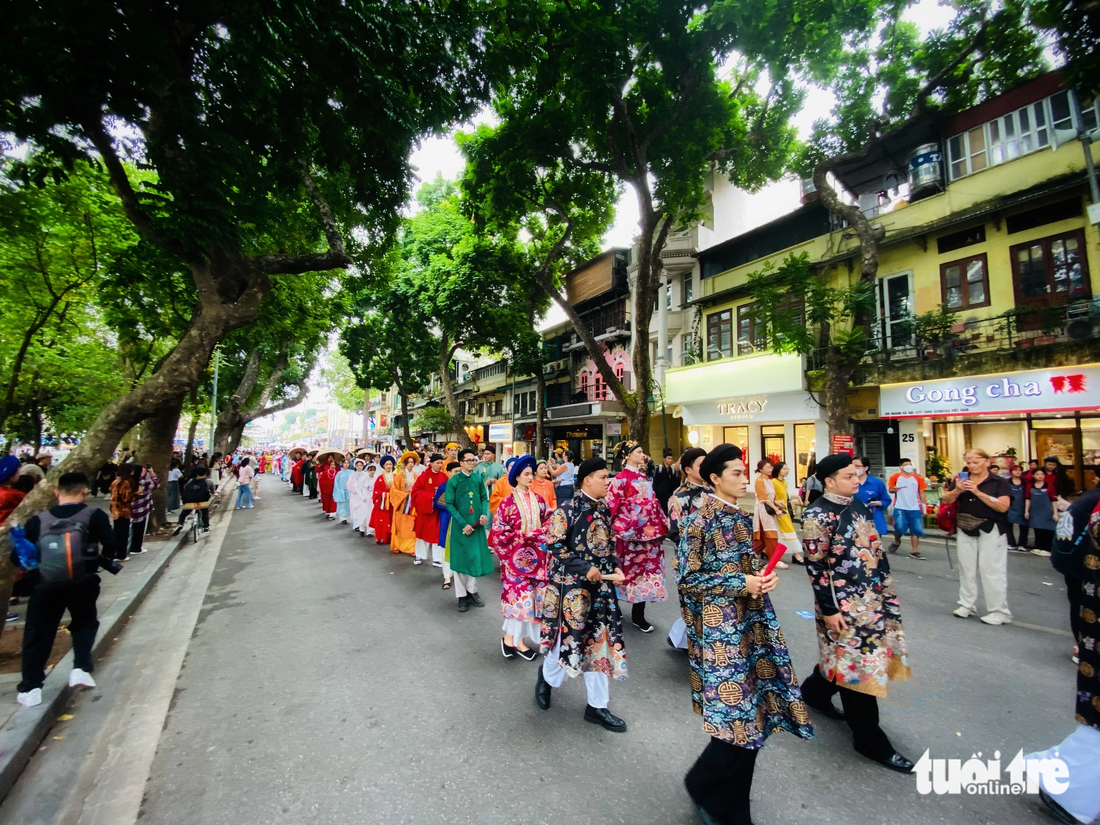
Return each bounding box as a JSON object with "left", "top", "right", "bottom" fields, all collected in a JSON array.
[{"left": 887, "top": 458, "right": 927, "bottom": 560}]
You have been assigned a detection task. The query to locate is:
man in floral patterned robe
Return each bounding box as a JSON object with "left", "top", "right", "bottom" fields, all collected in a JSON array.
[
  {"left": 536, "top": 457, "right": 628, "bottom": 732},
  {"left": 680, "top": 443, "right": 813, "bottom": 825},
  {"left": 666, "top": 447, "right": 709, "bottom": 650},
  {"left": 799, "top": 452, "right": 915, "bottom": 774}
]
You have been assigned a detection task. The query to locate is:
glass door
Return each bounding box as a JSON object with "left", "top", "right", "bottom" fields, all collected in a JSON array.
[
  {"left": 794, "top": 423, "right": 817, "bottom": 487},
  {"left": 876, "top": 272, "right": 915, "bottom": 350}
]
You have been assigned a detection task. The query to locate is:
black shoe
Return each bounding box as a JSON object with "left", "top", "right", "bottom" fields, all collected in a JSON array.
[
  {"left": 172, "top": 525, "right": 183, "bottom": 536},
  {"left": 888, "top": 542, "right": 900, "bottom": 554},
  {"left": 535, "top": 667, "right": 552, "bottom": 710},
  {"left": 584, "top": 705, "right": 627, "bottom": 733},
  {"left": 467, "top": 592, "right": 485, "bottom": 608},
  {"left": 515, "top": 646, "right": 538, "bottom": 661},
  {"left": 806, "top": 700, "right": 846, "bottom": 721},
  {"left": 632, "top": 618, "right": 654, "bottom": 633},
  {"left": 868, "top": 751, "right": 914, "bottom": 773},
  {"left": 457, "top": 596, "right": 469, "bottom": 613},
  {"left": 691, "top": 803, "right": 721, "bottom": 825},
  {"left": 501, "top": 638, "right": 516, "bottom": 659},
  {"left": 1039, "top": 788, "right": 1079, "bottom": 825}
]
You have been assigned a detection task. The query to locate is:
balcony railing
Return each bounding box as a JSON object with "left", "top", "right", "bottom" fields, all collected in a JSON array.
[{"left": 809, "top": 300, "right": 1100, "bottom": 370}]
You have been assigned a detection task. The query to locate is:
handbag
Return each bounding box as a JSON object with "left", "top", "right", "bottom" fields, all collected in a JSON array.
[{"left": 936, "top": 500, "right": 957, "bottom": 534}]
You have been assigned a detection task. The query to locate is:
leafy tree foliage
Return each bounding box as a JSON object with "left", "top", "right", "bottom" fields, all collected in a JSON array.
[{"left": 467, "top": 0, "right": 881, "bottom": 445}]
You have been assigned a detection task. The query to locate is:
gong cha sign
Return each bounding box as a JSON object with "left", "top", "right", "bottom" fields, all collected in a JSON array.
[{"left": 880, "top": 365, "right": 1100, "bottom": 418}]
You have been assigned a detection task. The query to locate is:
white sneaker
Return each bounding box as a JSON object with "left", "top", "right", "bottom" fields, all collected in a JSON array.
[
  {"left": 413, "top": 559, "right": 424, "bottom": 565},
  {"left": 69, "top": 668, "right": 96, "bottom": 688},
  {"left": 980, "top": 613, "right": 1012, "bottom": 626},
  {"left": 953, "top": 606, "right": 974, "bottom": 618},
  {"left": 17, "top": 688, "right": 42, "bottom": 707}
]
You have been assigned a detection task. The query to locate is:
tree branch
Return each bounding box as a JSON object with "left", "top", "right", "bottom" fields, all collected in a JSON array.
[
  {"left": 300, "top": 164, "right": 347, "bottom": 259},
  {"left": 81, "top": 117, "right": 188, "bottom": 259}
]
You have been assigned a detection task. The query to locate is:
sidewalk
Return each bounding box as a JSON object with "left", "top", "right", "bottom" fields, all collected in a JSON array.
[{"left": 0, "top": 503, "right": 193, "bottom": 800}]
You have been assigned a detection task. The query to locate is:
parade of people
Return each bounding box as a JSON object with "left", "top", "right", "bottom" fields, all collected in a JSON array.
[{"left": 2, "top": 8, "right": 1095, "bottom": 818}]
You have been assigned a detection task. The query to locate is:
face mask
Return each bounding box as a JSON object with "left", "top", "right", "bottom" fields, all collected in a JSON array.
[
  {"left": 901, "top": 465, "right": 913, "bottom": 474},
  {"left": 855, "top": 468, "right": 866, "bottom": 477}
]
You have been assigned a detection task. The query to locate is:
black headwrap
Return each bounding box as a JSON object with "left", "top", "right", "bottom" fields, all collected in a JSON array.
[
  {"left": 699, "top": 443, "right": 743, "bottom": 484},
  {"left": 814, "top": 453, "right": 853, "bottom": 483},
  {"left": 679, "top": 447, "right": 707, "bottom": 474},
  {"left": 575, "top": 456, "right": 607, "bottom": 487},
  {"left": 430, "top": 453, "right": 443, "bottom": 463}
]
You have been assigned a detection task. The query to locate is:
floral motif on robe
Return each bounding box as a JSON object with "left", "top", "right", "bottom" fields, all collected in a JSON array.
[
  {"left": 801, "top": 492, "right": 911, "bottom": 698},
  {"left": 679, "top": 495, "right": 814, "bottom": 749},
  {"left": 606, "top": 465, "right": 670, "bottom": 603},
  {"left": 539, "top": 493, "right": 627, "bottom": 680},
  {"left": 490, "top": 489, "right": 551, "bottom": 623}
]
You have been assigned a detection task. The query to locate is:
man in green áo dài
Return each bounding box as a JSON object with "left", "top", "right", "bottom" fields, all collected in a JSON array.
[{"left": 445, "top": 448, "right": 494, "bottom": 612}]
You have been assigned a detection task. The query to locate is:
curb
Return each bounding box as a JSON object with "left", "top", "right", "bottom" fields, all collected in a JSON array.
[{"left": 0, "top": 525, "right": 192, "bottom": 802}]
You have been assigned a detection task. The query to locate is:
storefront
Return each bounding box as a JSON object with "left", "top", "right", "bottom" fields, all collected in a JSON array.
[
  {"left": 666, "top": 354, "right": 827, "bottom": 488},
  {"left": 879, "top": 364, "right": 1100, "bottom": 489}
]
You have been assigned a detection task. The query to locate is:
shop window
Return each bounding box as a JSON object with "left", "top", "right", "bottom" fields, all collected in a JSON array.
[
  {"left": 761, "top": 425, "right": 785, "bottom": 466},
  {"left": 1011, "top": 229, "right": 1091, "bottom": 310},
  {"left": 580, "top": 372, "right": 589, "bottom": 399},
  {"left": 723, "top": 426, "right": 750, "bottom": 470},
  {"left": 940, "top": 253, "right": 990, "bottom": 310},
  {"left": 707, "top": 309, "right": 732, "bottom": 360},
  {"left": 683, "top": 273, "right": 693, "bottom": 304},
  {"left": 794, "top": 424, "right": 817, "bottom": 487}
]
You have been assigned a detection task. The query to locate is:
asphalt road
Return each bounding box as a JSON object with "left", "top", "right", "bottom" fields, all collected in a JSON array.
[{"left": 0, "top": 482, "right": 1079, "bottom": 825}]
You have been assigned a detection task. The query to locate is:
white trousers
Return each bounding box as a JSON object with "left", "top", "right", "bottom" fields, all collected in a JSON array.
[
  {"left": 668, "top": 617, "right": 689, "bottom": 649},
  {"left": 502, "top": 618, "right": 540, "bottom": 646},
  {"left": 453, "top": 572, "right": 479, "bottom": 598},
  {"left": 415, "top": 539, "right": 451, "bottom": 578},
  {"left": 541, "top": 638, "right": 609, "bottom": 708},
  {"left": 956, "top": 528, "right": 1011, "bottom": 619}
]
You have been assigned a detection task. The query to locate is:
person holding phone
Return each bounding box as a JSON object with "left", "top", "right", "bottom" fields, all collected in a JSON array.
[
  {"left": 939, "top": 448, "right": 1012, "bottom": 625},
  {"left": 680, "top": 444, "right": 813, "bottom": 825},
  {"left": 535, "top": 456, "right": 628, "bottom": 732},
  {"left": 799, "top": 453, "right": 914, "bottom": 774}
]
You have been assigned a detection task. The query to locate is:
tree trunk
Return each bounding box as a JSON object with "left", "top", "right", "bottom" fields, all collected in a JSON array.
[
  {"left": 535, "top": 362, "right": 546, "bottom": 460},
  {"left": 394, "top": 373, "right": 414, "bottom": 449},
  {"left": 821, "top": 347, "right": 857, "bottom": 438},
  {"left": 184, "top": 414, "right": 199, "bottom": 464},
  {"left": 138, "top": 396, "right": 183, "bottom": 528},
  {"left": 361, "top": 390, "right": 370, "bottom": 445},
  {"left": 812, "top": 160, "right": 882, "bottom": 439},
  {"left": 437, "top": 337, "right": 473, "bottom": 449},
  {"left": 0, "top": 267, "right": 268, "bottom": 634}
]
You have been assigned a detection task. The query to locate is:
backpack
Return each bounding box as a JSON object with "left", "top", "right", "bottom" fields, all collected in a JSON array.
[
  {"left": 182, "top": 478, "right": 212, "bottom": 504},
  {"left": 35, "top": 507, "right": 98, "bottom": 587}
]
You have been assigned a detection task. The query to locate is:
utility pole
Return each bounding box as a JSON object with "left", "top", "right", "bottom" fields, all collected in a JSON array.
[
  {"left": 1072, "top": 91, "right": 1100, "bottom": 222},
  {"left": 208, "top": 348, "right": 220, "bottom": 454}
]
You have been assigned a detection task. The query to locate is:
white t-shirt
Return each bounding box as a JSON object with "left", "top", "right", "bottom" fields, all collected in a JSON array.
[
  {"left": 558, "top": 462, "right": 575, "bottom": 486},
  {"left": 891, "top": 473, "right": 924, "bottom": 511}
]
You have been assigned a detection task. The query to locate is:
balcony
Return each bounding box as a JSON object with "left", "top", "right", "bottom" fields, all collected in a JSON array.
[{"left": 816, "top": 301, "right": 1100, "bottom": 384}]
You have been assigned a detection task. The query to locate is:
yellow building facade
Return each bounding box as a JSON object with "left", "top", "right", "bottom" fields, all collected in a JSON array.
[{"left": 669, "top": 73, "right": 1100, "bottom": 489}]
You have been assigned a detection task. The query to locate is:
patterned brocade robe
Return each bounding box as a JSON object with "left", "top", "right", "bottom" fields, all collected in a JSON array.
[
  {"left": 679, "top": 495, "right": 814, "bottom": 749},
  {"left": 489, "top": 489, "right": 551, "bottom": 623},
  {"left": 801, "top": 492, "right": 911, "bottom": 698},
  {"left": 606, "top": 465, "right": 670, "bottom": 604},
  {"left": 539, "top": 493, "right": 627, "bottom": 680}
]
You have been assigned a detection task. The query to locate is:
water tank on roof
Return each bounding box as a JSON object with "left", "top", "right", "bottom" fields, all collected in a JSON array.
[
  {"left": 907, "top": 143, "right": 944, "bottom": 200},
  {"left": 800, "top": 177, "right": 818, "bottom": 205}
]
